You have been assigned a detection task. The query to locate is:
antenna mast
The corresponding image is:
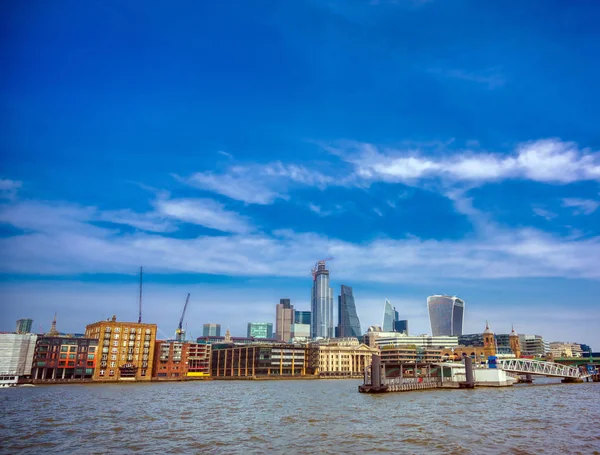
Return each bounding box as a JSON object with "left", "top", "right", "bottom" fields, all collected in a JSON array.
[{"left": 138, "top": 266, "right": 143, "bottom": 323}]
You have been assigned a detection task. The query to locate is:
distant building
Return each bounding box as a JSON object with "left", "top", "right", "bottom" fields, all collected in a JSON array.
[
  {"left": 519, "top": 334, "right": 548, "bottom": 357},
  {"left": 31, "top": 336, "right": 97, "bottom": 382},
  {"left": 311, "top": 261, "right": 334, "bottom": 339},
  {"left": 290, "top": 323, "right": 311, "bottom": 340},
  {"left": 84, "top": 315, "right": 157, "bottom": 381},
  {"left": 203, "top": 324, "right": 221, "bottom": 337},
  {"left": 337, "top": 285, "right": 361, "bottom": 338},
  {"left": 294, "top": 310, "right": 311, "bottom": 325},
  {"left": 365, "top": 330, "right": 459, "bottom": 350},
  {"left": 247, "top": 322, "right": 274, "bottom": 339},
  {"left": 276, "top": 298, "right": 294, "bottom": 342},
  {"left": 0, "top": 333, "right": 38, "bottom": 386},
  {"left": 483, "top": 322, "right": 496, "bottom": 358},
  {"left": 427, "top": 295, "right": 465, "bottom": 336},
  {"left": 509, "top": 326, "right": 521, "bottom": 358},
  {"left": 152, "top": 340, "right": 211, "bottom": 380},
  {"left": 196, "top": 335, "right": 279, "bottom": 345},
  {"left": 394, "top": 320, "right": 408, "bottom": 335},
  {"left": 381, "top": 346, "right": 444, "bottom": 365},
  {"left": 15, "top": 318, "right": 33, "bottom": 334},
  {"left": 382, "top": 299, "right": 395, "bottom": 332},
  {"left": 549, "top": 342, "right": 583, "bottom": 358}
]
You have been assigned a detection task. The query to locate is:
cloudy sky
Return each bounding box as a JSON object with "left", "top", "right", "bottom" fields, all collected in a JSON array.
[{"left": 1, "top": 1, "right": 599, "bottom": 347}]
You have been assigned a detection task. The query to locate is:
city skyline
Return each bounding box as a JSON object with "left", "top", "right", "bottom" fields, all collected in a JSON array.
[{"left": 1, "top": 1, "right": 599, "bottom": 347}]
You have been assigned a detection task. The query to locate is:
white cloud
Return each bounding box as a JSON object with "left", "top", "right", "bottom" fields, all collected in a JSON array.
[
  {"left": 429, "top": 67, "right": 506, "bottom": 89},
  {"left": 337, "top": 138, "right": 600, "bottom": 185},
  {"left": 98, "top": 209, "right": 176, "bottom": 233},
  {"left": 0, "top": 179, "right": 23, "bottom": 200},
  {"left": 533, "top": 207, "right": 557, "bottom": 221},
  {"left": 561, "top": 198, "right": 600, "bottom": 215},
  {"left": 153, "top": 197, "right": 252, "bottom": 234}
]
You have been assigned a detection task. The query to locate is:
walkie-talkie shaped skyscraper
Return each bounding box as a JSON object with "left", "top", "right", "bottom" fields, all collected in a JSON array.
[{"left": 427, "top": 295, "right": 465, "bottom": 336}]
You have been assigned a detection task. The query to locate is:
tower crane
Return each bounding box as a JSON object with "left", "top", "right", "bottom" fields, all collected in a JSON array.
[
  {"left": 311, "top": 257, "right": 334, "bottom": 281},
  {"left": 175, "top": 293, "right": 191, "bottom": 342}
]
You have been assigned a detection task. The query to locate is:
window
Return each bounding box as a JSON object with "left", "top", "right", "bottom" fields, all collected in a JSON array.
[
  {"left": 113, "top": 341, "right": 119, "bottom": 347},
  {"left": 69, "top": 354, "right": 76, "bottom": 359},
  {"left": 115, "top": 327, "right": 120, "bottom": 333},
  {"left": 99, "top": 370, "right": 105, "bottom": 376},
  {"left": 68, "top": 361, "right": 75, "bottom": 366},
  {"left": 109, "top": 370, "right": 115, "bottom": 376},
  {"left": 61, "top": 346, "right": 68, "bottom": 352},
  {"left": 60, "top": 354, "right": 67, "bottom": 359},
  {"left": 145, "top": 329, "right": 151, "bottom": 334},
  {"left": 111, "top": 348, "right": 118, "bottom": 353},
  {"left": 110, "top": 362, "right": 115, "bottom": 367},
  {"left": 89, "top": 354, "right": 96, "bottom": 360},
  {"left": 111, "top": 355, "right": 116, "bottom": 360},
  {"left": 114, "top": 334, "right": 120, "bottom": 340}
]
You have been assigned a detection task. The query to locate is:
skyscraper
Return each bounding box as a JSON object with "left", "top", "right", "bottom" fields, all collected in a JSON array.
[
  {"left": 15, "top": 318, "right": 33, "bottom": 334},
  {"left": 276, "top": 298, "right": 294, "bottom": 342},
  {"left": 247, "top": 322, "right": 273, "bottom": 339},
  {"left": 382, "top": 299, "right": 395, "bottom": 332},
  {"left": 337, "top": 285, "right": 361, "bottom": 338},
  {"left": 311, "top": 260, "right": 334, "bottom": 339},
  {"left": 427, "top": 295, "right": 465, "bottom": 336},
  {"left": 294, "top": 310, "right": 311, "bottom": 325},
  {"left": 203, "top": 324, "right": 221, "bottom": 337},
  {"left": 394, "top": 320, "right": 408, "bottom": 334}
]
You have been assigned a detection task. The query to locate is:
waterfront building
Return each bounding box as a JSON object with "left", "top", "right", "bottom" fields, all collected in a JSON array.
[
  {"left": 382, "top": 299, "right": 395, "bottom": 332},
  {"left": 211, "top": 344, "right": 308, "bottom": 377},
  {"left": 295, "top": 310, "right": 311, "bottom": 325},
  {"left": 247, "top": 322, "right": 274, "bottom": 339},
  {"left": 311, "top": 261, "right": 334, "bottom": 339},
  {"left": 549, "top": 342, "right": 583, "bottom": 358},
  {"left": 0, "top": 333, "right": 37, "bottom": 386},
  {"left": 276, "top": 299, "right": 294, "bottom": 342},
  {"left": 203, "top": 324, "right": 221, "bottom": 337},
  {"left": 519, "top": 334, "right": 548, "bottom": 357},
  {"left": 290, "top": 323, "right": 311, "bottom": 340},
  {"left": 439, "top": 346, "right": 487, "bottom": 362},
  {"left": 483, "top": 322, "right": 496, "bottom": 358},
  {"left": 31, "top": 336, "right": 97, "bottom": 381},
  {"left": 15, "top": 318, "right": 33, "bottom": 334},
  {"left": 427, "top": 295, "right": 465, "bottom": 336},
  {"left": 509, "top": 326, "right": 521, "bottom": 358},
  {"left": 84, "top": 315, "right": 157, "bottom": 381},
  {"left": 337, "top": 285, "right": 361, "bottom": 338},
  {"left": 313, "top": 338, "right": 377, "bottom": 376},
  {"left": 365, "top": 330, "right": 459, "bottom": 349},
  {"left": 152, "top": 340, "right": 211, "bottom": 380}
]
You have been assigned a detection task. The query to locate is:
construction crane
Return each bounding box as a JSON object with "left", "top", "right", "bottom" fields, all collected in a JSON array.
[
  {"left": 175, "top": 293, "right": 191, "bottom": 342},
  {"left": 311, "top": 257, "right": 334, "bottom": 281},
  {"left": 138, "top": 266, "right": 143, "bottom": 323}
]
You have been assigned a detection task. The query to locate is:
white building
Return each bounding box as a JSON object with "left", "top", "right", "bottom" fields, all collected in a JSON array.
[
  {"left": 0, "top": 333, "right": 38, "bottom": 386},
  {"left": 365, "top": 329, "right": 459, "bottom": 349}
]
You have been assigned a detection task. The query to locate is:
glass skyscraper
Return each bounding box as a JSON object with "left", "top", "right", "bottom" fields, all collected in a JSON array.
[
  {"left": 294, "top": 310, "right": 311, "bottom": 325},
  {"left": 247, "top": 322, "right": 273, "bottom": 339},
  {"left": 16, "top": 318, "right": 33, "bottom": 334},
  {"left": 203, "top": 323, "right": 221, "bottom": 337},
  {"left": 311, "top": 261, "right": 334, "bottom": 339},
  {"left": 427, "top": 295, "right": 465, "bottom": 336},
  {"left": 382, "top": 299, "right": 395, "bottom": 332},
  {"left": 337, "top": 285, "right": 361, "bottom": 338}
]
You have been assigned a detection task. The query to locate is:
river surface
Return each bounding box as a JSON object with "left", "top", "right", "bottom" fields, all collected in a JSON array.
[{"left": 1, "top": 378, "right": 599, "bottom": 454}]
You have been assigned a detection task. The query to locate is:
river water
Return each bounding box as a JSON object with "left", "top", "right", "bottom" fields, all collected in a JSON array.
[{"left": 1, "top": 379, "right": 599, "bottom": 454}]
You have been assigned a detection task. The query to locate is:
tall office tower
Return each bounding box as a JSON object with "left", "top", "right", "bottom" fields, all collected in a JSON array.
[
  {"left": 15, "top": 318, "right": 33, "bottom": 334},
  {"left": 394, "top": 320, "right": 408, "bottom": 334},
  {"left": 276, "top": 298, "right": 294, "bottom": 342},
  {"left": 337, "top": 285, "right": 362, "bottom": 338},
  {"left": 203, "top": 324, "right": 221, "bottom": 337},
  {"left": 382, "top": 299, "right": 395, "bottom": 332},
  {"left": 427, "top": 295, "right": 465, "bottom": 336},
  {"left": 294, "top": 310, "right": 311, "bottom": 325},
  {"left": 311, "top": 260, "right": 334, "bottom": 339},
  {"left": 247, "top": 322, "right": 274, "bottom": 339}
]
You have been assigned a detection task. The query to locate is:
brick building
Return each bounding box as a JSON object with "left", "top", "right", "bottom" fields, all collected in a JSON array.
[{"left": 31, "top": 336, "right": 98, "bottom": 382}]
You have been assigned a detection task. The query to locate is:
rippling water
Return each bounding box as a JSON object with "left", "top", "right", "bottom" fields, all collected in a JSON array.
[{"left": 1, "top": 378, "right": 599, "bottom": 454}]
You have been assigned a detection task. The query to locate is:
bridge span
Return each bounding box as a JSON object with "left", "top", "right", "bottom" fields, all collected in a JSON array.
[{"left": 498, "top": 358, "right": 589, "bottom": 379}]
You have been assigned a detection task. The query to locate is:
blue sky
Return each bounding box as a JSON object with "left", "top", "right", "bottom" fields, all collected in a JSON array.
[{"left": 1, "top": 1, "right": 599, "bottom": 347}]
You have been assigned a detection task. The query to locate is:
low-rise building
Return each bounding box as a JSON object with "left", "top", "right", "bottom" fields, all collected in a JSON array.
[
  {"left": 549, "top": 342, "right": 584, "bottom": 358},
  {"left": 312, "top": 338, "right": 378, "bottom": 377},
  {"left": 152, "top": 340, "right": 211, "bottom": 380},
  {"left": 365, "top": 329, "right": 459, "bottom": 350},
  {"left": 31, "top": 336, "right": 97, "bottom": 382},
  {"left": 211, "top": 344, "right": 308, "bottom": 378},
  {"left": 84, "top": 315, "right": 157, "bottom": 381},
  {"left": 380, "top": 345, "right": 443, "bottom": 364},
  {"left": 0, "top": 333, "right": 38, "bottom": 386}
]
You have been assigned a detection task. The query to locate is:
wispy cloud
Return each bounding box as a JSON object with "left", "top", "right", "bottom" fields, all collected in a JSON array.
[
  {"left": 0, "top": 179, "right": 23, "bottom": 200},
  {"left": 561, "top": 198, "right": 599, "bottom": 215},
  {"left": 332, "top": 138, "right": 600, "bottom": 185},
  {"left": 533, "top": 207, "right": 557, "bottom": 221},
  {"left": 428, "top": 67, "right": 506, "bottom": 89}
]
